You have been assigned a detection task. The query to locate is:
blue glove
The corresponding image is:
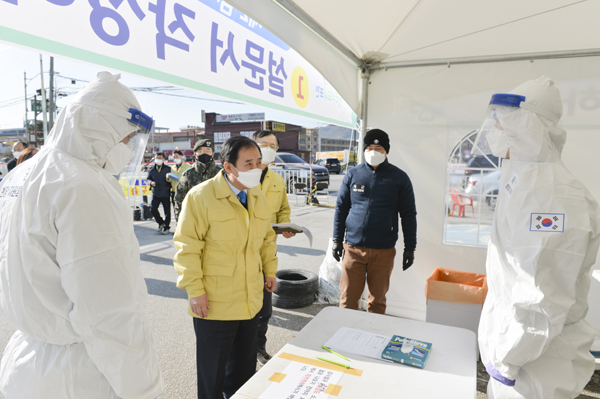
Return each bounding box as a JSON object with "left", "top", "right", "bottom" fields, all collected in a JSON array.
[{"left": 486, "top": 362, "right": 516, "bottom": 386}]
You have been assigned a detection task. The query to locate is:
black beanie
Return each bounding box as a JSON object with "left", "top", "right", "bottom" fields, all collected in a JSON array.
[{"left": 364, "top": 129, "right": 390, "bottom": 153}]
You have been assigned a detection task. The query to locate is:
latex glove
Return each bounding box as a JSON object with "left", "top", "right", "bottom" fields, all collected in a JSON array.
[
  {"left": 265, "top": 276, "right": 277, "bottom": 293},
  {"left": 486, "top": 362, "right": 516, "bottom": 387},
  {"left": 332, "top": 238, "right": 344, "bottom": 262},
  {"left": 190, "top": 294, "right": 210, "bottom": 318},
  {"left": 403, "top": 249, "right": 415, "bottom": 271}
]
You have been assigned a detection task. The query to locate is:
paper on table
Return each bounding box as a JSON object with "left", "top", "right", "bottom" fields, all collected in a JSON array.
[
  {"left": 324, "top": 327, "right": 392, "bottom": 360},
  {"left": 272, "top": 223, "right": 313, "bottom": 248},
  {"left": 258, "top": 361, "right": 343, "bottom": 399}
]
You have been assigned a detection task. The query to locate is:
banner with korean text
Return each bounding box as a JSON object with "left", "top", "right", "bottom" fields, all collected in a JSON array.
[{"left": 0, "top": 0, "right": 356, "bottom": 127}]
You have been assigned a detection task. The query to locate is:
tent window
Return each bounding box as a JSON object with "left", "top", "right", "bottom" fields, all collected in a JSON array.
[{"left": 444, "top": 130, "right": 501, "bottom": 248}]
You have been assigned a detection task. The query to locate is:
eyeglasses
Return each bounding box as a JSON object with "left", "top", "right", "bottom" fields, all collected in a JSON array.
[{"left": 257, "top": 143, "right": 279, "bottom": 151}]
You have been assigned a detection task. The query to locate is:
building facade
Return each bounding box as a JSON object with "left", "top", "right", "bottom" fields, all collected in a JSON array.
[
  {"left": 203, "top": 113, "right": 309, "bottom": 160},
  {"left": 298, "top": 128, "right": 320, "bottom": 162},
  {"left": 146, "top": 129, "right": 204, "bottom": 159}
]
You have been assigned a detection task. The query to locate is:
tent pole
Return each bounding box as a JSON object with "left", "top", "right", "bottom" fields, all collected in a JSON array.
[
  {"left": 375, "top": 48, "right": 600, "bottom": 70},
  {"left": 359, "top": 67, "right": 370, "bottom": 164}
]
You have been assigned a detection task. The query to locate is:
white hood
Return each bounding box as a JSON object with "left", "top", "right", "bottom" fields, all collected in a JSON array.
[
  {"left": 503, "top": 76, "right": 566, "bottom": 163},
  {"left": 44, "top": 71, "right": 141, "bottom": 169}
]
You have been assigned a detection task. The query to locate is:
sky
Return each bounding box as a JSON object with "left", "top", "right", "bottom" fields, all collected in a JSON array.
[{"left": 0, "top": 45, "right": 330, "bottom": 132}]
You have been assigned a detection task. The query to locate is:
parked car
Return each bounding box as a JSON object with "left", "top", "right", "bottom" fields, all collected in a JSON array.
[
  {"left": 465, "top": 170, "right": 501, "bottom": 210},
  {"left": 464, "top": 155, "right": 500, "bottom": 176},
  {"left": 271, "top": 152, "right": 329, "bottom": 192},
  {"left": 316, "top": 158, "right": 341, "bottom": 174}
]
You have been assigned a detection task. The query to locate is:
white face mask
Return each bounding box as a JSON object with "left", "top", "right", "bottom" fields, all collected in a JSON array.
[
  {"left": 174, "top": 158, "right": 182, "bottom": 165},
  {"left": 104, "top": 142, "right": 133, "bottom": 175},
  {"left": 232, "top": 166, "right": 262, "bottom": 189},
  {"left": 13, "top": 151, "right": 21, "bottom": 159},
  {"left": 155, "top": 159, "right": 164, "bottom": 166},
  {"left": 261, "top": 147, "right": 277, "bottom": 164},
  {"left": 487, "top": 127, "right": 511, "bottom": 158},
  {"left": 365, "top": 150, "right": 386, "bottom": 167}
]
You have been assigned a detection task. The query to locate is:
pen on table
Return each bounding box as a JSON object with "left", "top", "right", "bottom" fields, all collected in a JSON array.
[
  {"left": 316, "top": 356, "right": 350, "bottom": 369},
  {"left": 321, "top": 345, "right": 350, "bottom": 361}
]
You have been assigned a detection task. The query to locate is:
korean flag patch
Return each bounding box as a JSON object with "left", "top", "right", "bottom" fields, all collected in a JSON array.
[{"left": 530, "top": 213, "right": 565, "bottom": 232}]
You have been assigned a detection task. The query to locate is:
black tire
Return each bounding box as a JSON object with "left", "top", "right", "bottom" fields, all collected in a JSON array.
[{"left": 273, "top": 269, "right": 318, "bottom": 309}]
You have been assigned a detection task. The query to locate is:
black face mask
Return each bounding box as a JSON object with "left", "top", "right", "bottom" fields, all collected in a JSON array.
[{"left": 197, "top": 154, "right": 212, "bottom": 164}]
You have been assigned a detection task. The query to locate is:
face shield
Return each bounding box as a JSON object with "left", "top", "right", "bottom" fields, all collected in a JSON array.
[
  {"left": 118, "top": 108, "right": 154, "bottom": 185},
  {"left": 472, "top": 94, "right": 525, "bottom": 159}
]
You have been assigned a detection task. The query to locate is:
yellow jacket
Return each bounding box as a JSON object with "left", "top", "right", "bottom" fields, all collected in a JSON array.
[
  {"left": 261, "top": 168, "right": 291, "bottom": 224},
  {"left": 174, "top": 170, "right": 278, "bottom": 320},
  {"left": 167, "top": 162, "right": 191, "bottom": 191}
]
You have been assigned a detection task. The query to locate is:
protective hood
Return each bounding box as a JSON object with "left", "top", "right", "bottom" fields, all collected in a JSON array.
[
  {"left": 44, "top": 71, "right": 142, "bottom": 169},
  {"left": 506, "top": 76, "right": 566, "bottom": 163}
]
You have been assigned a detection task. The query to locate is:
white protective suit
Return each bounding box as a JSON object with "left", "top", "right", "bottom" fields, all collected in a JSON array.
[
  {"left": 0, "top": 72, "right": 164, "bottom": 398},
  {"left": 478, "top": 76, "right": 600, "bottom": 399}
]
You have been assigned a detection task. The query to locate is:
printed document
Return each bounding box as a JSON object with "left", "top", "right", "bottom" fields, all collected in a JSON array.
[
  {"left": 324, "top": 327, "right": 391, "bottom": 359},
  {"left": 272, "top": 223, "right": 313, "bottom": 248}
]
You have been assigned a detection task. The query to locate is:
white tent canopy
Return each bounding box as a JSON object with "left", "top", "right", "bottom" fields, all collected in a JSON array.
[
  {"left": 228, "top": 0, "right": 600, "bottom": 339},
  {"left": 228, "top": 0, "right": 600, "bottom": 114}
]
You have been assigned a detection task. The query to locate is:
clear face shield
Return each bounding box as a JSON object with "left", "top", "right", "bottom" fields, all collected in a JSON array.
[
  {"left": 118, "top": 108, "right": 154, "bottom": 185},
  {"left": 472, "top": 94, "right": 525, "bottom": 160}
]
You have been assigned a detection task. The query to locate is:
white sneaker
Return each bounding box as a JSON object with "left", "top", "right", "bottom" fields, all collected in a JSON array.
[{"left": 156, "top": 224, "right": 163, "bottom": 233}]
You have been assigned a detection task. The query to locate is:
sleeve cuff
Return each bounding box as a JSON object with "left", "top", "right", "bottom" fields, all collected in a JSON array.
[
  {"left": 187, "top": 288, "right": 206, "bottom": 298},
  {"left": 486, "top": 362, "right": 516, "bottom": 387}
]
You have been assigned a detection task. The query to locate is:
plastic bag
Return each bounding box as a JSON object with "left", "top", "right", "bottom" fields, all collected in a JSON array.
[
  {"left": 425, "top": 267, "right": 488, "bottom": 304},
  {"left": 315, "top": 238, "right": 343, "bottom": 304}
]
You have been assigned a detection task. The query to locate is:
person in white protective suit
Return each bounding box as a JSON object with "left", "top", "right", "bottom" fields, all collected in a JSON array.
[
  {"left": 0, "top": 72, "right": 164, "bottom": 398},
  {"left": 476, "top": 76, "right": 600, "bottom": 399}
]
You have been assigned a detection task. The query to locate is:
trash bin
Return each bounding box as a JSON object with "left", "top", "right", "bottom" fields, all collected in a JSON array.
[{"left": 425, "top": 267, "right": 487, "bottom": 338}]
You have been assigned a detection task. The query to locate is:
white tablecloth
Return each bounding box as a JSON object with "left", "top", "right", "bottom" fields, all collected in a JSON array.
[{"left": 233, "top": 306, "right": 477, "bottom": 399}]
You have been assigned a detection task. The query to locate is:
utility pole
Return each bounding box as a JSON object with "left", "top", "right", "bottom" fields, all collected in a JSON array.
[
  {"left": 49, "top": 56, "right": 54, "bottom": 131},
  {"left": 39, "top": 55, "right": 48, "bottom": 143},
  {"left": 23, "top": 71, "right": 28, "bottom": 142},
  {"left": 33, "top": 95, "right": 38, "bottom": 145}
]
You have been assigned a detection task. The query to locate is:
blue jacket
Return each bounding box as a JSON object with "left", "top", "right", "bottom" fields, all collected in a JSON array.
[
  {"left": 333, "top": 159, "right": 417, "bottom": 250},
  {"left": 147, "top": 164, "right": 172, "bottom": 198}
]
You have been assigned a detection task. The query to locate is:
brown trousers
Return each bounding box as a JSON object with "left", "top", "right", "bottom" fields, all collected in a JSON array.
[{"left": 339, "top": 244, "right": 396, "bottom": 314}]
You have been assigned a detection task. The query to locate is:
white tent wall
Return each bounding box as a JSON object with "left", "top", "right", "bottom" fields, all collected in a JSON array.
[{"left": 367, "top": 56, "right": 600, "bottom": 348}]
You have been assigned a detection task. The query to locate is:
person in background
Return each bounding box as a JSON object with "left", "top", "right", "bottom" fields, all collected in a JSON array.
[
  {"left": 15, "top": 147, "right": 39, "bottom": 166},
  {"left": 333, "top": 129, "right": 417, "bottom": 314},
  {"left": 167, "top": 150, "right": 191, "bottom": 212},
  {"left": 7, "top": 141, "right": 28, "bottom": 172},
  {"left": 251, "top": 130, "right": 294, "bottom": 366},
  {"left": 0, "top": 71, "right": 163, "bottom": 398},
  {"left": 174, "top": 136, "right": 277, "bottom": 399},
  {"left": 147, "top": 152, "right": 172, "bottom": 234},
  {"left": 174, "top": 137, "right": 220, "bottom": 222}
]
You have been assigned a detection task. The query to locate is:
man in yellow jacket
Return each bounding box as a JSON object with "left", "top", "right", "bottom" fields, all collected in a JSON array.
[
  {"left": 174, "top": 136, "right": 278, "bottom": 399},
  {"left": 252, "top": 130, "right": 294, "bottom": 366}
]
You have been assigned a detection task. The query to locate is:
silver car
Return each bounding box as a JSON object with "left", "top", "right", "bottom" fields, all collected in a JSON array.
[{"left": 465, "top": 170, "right": 501, "bottom": 210}]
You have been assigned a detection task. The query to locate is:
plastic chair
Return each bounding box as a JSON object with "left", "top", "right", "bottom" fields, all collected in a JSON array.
[
  {"left": 449, "top": 190, "right": 474, "bottom": 218},
  {"left": 294, "top": 182, "right": 308, "bottom": 205}
]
